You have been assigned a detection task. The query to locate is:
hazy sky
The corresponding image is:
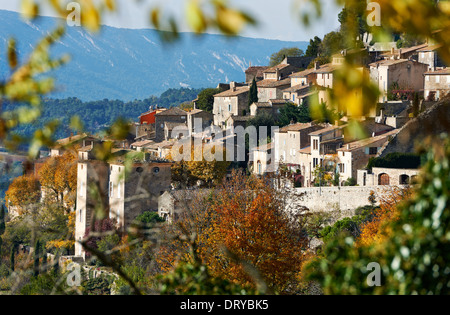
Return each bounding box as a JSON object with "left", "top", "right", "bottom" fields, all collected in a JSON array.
[{"left": 0, "top": 0, "right": 342, "bottom": 42}]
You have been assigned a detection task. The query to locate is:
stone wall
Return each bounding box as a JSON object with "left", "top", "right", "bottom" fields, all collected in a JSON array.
[{"left": 287, "top": 185, "right": 403, "bottom": 215}]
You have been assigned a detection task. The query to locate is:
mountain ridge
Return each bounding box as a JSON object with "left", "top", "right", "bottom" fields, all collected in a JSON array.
[{"left": 0, "top": 10, "right": 308, "bottom": 101}]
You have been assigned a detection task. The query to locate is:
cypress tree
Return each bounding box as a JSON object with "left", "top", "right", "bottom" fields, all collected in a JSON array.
[
  {"left": 10, "top": 247, "right": 15, "bottom": 272},
  {"left": 0, "top": 205, "right": 5, "bottom": 261},
  {"left": 34, "top": 239, "right": 40, "bottom": 277},
  {"left": 248, "top": 77, "right": 258, "bottom": 110}
]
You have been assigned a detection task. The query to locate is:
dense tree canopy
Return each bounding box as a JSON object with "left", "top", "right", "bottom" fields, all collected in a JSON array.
[{"left": 269, "top": 47, "right": 304, "bottom": 67}]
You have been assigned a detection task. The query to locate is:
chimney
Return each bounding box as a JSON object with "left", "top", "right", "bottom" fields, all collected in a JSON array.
[
  {"left": 230, "top": 81, "right": 236, "bottom": 91},
  {"left": 314, "top": 62, "right": 319, "bottom": 70},
  {"left": 347, "top": 144, "right": 350, "bottom": 150}
]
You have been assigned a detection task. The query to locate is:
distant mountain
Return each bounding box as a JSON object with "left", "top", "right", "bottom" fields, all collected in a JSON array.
[{"left": 0, "top": 10, "right": 308, "bottom": 101}]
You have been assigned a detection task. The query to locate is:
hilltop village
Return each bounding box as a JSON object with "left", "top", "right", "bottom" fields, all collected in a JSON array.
[{"left": 5, "top": 39, "right": 449, "bottom": 261}]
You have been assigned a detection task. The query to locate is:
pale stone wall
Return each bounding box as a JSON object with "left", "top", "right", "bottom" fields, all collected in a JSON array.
[{"left": 287, "top": 185, "right": 401, "bottom": 213}]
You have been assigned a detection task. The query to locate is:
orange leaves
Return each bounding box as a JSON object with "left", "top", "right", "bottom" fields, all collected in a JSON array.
[
  {"left": 197, "top": 172, "right": 308, "bottom": 293},
  {"left": 358, "top": 187, "right": 412, "bottom": 247},
  {"left": 38, "top": 150, "right": 77, "bottom": 207},
  {"left": 5, "top": 174, "right": 41, "bottom": 209}
]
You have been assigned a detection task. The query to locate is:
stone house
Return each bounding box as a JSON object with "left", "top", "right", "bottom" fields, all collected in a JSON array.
[
  {"left": 164, "top": 122, "right": 189, "bottom": 141},
  {"left": 249, "top": 99, "right": 285, "bottom": 118},
  {"left": 74, "top": 150, "right": 172, "bottom": 258},
  {"left": 262, "top": 63, "right": 298, "bottom": 81},
  {"left": 108, "top": 160, "right": 172, "bottom": 232},
  {"left": 245, "top": 66, "right": 269, "bottom": 83},
  {"left": 424, "top": 68, "right": 450, "bottom": 101},
  {"left": 273, "top": 122, "right": 325, "bottom": 172},
  {"left": 357, "top": 167, "right": 419, "bottom": 187},
  {"left": 417, "top": 44, "right": 447, "bottom": 71},
  {"left": 213, "top": 83, "right": 250, "bottom": 129},
  {"left": 369, "top": 58, "right": 429, "bottom": 103},
  {"left": 252, "top": 142, "right": 275, "bottom": 176},
  {"left": 154, "top": 107, "right": 188, "bottom": 141},
  {"left": 187, "top": 109, "right": 214, "bottom": 136},
  {"left": 336, "top": 129, "right": 399, "bottom": 184},
  {"left": 136, "top": 107, "right": 166, "bottom": 140},
  {"left": 256, "top": 78, "right": 291, "bottom": 103},
  {"left": 75, "top": 159, "right": 110, "bottom": 257},
  {"left": 282, "top": 85, "right": 315, "bottom": 105},
  {"left": 158, "top": 189, "right": 210, "bottom": 223}
]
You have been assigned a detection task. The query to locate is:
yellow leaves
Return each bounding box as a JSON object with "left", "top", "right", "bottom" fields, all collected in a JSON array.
[
  {"left": 186, "top": 0, "right": 208, "bottom": 34},
  {"left": 214, "top": 1, "right": 255, "bottom": 36},
  {"left": 21, "top": 0, "right": 39, "bottom": 20}
]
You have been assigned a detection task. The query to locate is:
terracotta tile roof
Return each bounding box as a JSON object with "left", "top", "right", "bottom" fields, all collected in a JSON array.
[
  {"left": 155, "top": 107, "right": 188, "bottom": 116},
  {"left": 417, "top": 44, "right": 443, "bottom": 52},
  {"left": 313, "top": 63, "right": 339, "bottom": 73},
  {"left": 256, "top": 78, "right": 291, "bottom": 88},
  {"left": 289, "top": 67, "right": 317, "bottom": 78},
  {"left": 263, "top": 63, "right": 291, "bottom": 73},
  {"left": 308, "top": 124, "right": 345, "bottom": 136},
  {"left": 277, "top": 122, "right": 315, "bottom": 133},
  {"left": 214, "top": 86, "right": 250, "bottom": 97},
  {"left": 283, "top": 84, "right": 311, "bottom": 93},
  {"left": 337, "top": 129, "right": 399, "bottom": 152},
  {"left": 424, "top": 68, "right": 450, "bottom": 75},
  {"left": 245, "top": 66, "right": 269, "bottom": 75}
]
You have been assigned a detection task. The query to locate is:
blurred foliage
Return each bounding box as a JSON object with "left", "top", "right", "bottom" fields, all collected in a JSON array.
[{"left": 305, "top": 135, "right": 450, "bottom": 294}]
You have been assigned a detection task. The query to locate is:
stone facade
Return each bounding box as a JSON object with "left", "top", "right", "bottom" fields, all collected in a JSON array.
[
  {"left": 287, "top": 185, "right": 406, "bottom": 213},
  {"left": 369, "top": 59, "right": 428, "bottom": 103},
  {"left": 213, "top": 84, "right": 250, "bottom": 129},
  {"left": 424, "top": 68, "right": 450, "bottom": 101},
  {"left": 109, "top": 161, "right": 172, "bottom": 232},
  {"left": 75, "top": 160, "right": 110, "bottom": 257},
  {"left": 154, "top": 108, "right": 188, "bottom": 142},
  {"left": 357, "top": 167, "right": 420, "bottom": 187}
]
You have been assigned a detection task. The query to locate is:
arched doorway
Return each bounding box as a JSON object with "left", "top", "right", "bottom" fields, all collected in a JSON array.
[
  {"left": 399, "top": 174, "right": 410, "bottom": 185},
  {"left": 378, "top": 173, "right": 390, "bottom": 186}
]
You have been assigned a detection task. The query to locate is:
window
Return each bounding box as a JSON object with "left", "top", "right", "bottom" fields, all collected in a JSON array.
[
  {"left": 313, "top": 139, "right": 319, "bottom": 151},
  {"left": 117, "top": 183, "right": 121, "bottom": 199},
  {"left": 369, "top": 147, "right": 378, "bottom": 155},
  {"left": 228, "top": 104, "right": 232, "bottom": 112},
  {"left": 79, "top": 209, "right": 82, "bottom": 222},
  {"left": 313, "top": 158, "right": 319, "bottom": 168},
  {"left": 339, "top": 163, "right": 345, "bottom": 173},
  {"left": 153, "top": 167, "right": 160, "bottom": 174}
]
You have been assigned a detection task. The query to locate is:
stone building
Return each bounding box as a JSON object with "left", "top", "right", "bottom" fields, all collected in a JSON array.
[
  {"left": 336, "top": 129, "right": 399, "bottom": 184},
  {"left": 357, "top": 167, "right": 419, "bottom": 187},
  {"left": 245, "top": 66, "right": 269, "bottom": 83},
  {"left": 154, "top": 107, "right": 188, "bottom": 141},
  {"left": 158, "top": 189, "right": 210, "bottom": 223},
  {"left": 108, "top": 159, "right": 172, "bottom": 232},
  {"left": 417, "top": 44, "right": 447, "bottom": 71},
  {"left": 282, "top": 85, "right": 315, "bottom": 105},
  {"left": 424, "top": 68, "right": 450, "bottom": 101},
  {"left": 369, "top": 58, "right": 429, "bottom": 103},
  {"left": 273, "top": 122, "right": 325, "bottom": 172},
  {"left": 212, "top": 83, "right": 249, "bottom": 129},
  {"left": 256, "top": 78, "right": 291, "bottom": 103},
  {"left": 75, "top": 159, "right": 110, "bottom": 257},
  {"left": 186, "top": 109, "right": 214, "bottom": 136},
  {"left": 252, "top": 142, "right": 275, "bottom": 176},
  {"left": 74, "top": 150, "right": 173, "bottom": 258}
]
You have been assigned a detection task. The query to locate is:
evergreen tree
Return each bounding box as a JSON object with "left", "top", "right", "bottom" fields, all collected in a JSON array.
[
  {"left": 247, "top": 77, "right": 258, "bottom": 110},
  {"left": 10, "top": 247, "right": 15, "bottom": 272},
  {"left": 34, "top": 239, "right": 41, "bottom": 277},
  {"left": 0, "top": 205, "right": 5, "bottom": 261}
]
